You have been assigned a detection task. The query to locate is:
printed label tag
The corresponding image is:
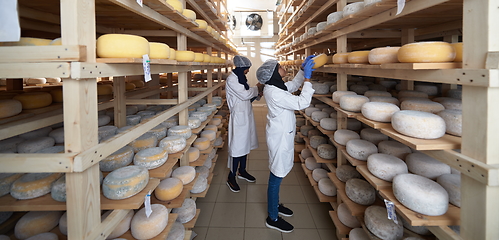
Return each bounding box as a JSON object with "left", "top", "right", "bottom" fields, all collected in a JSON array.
[
  {"left": 384, "top": 199, "right": 398, "bottom": 224},
  {"left": 145, "top": 190, "right": 152, "bottom": 218},
  {"left": 396, "top": 0, "right": 406, "bottom": 15},
  {"left": 143, "top": 54, "right": 152, "bottom": 82},
  {"left": 136, "top": 0, "right": 143, "bottom": 7}
]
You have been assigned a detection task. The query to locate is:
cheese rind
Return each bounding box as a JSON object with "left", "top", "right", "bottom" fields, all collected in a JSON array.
[
  {"left": 102, "top": 166, "right": 149, "bottom": 200},
  {"left": 332, "top": 52, "right": 349, "bottom": 64},
  {"left": 340, "top": 95, "right": 369, "bottom": 112},
  {"left": 334, "top": 129, "right": 360, "bottom": 146},
  {"left": 309, "top": 136, "right": 327, "bottom": 149},
  {"left": 159, "top": 136, "right": 187, "bottom": 154},
  {"left": 348, "top": 51, "right": 370, "bottom": 64},
  {"left": 312, "top": 168, "right": 329, "bottom": 182},
  {"left": 377, "top": 140, "right": 412, "bottom": 159},
  {"left": 149, "top": 42, "right": 170, "bottom": 59},
  {"left": 361, "top": 102, "right": 400, "bottom": 122},
  {"left": 336, "top": 165, "right": 361, "bottom": 182},
  {"left": 187, "top": 147, "right": 200, "bottom": 162},
  {"left": 201, "top": 130, "right": 217, "bottom": 141},
  {"left": 364, "top": 206, "right": 404, "bottom": 240},
  {"left": 168, "top": 125, "right": 192, "bottom": 139},
  {"left": 398, "top": 41, "right": 455, "bottom": 63},
  {"left": 11, "top": 173, "right": 63, "bottom": 200},
  {"left": 391, "top": 110, "right": 446, "bottom": 139},
  {"left": 337, "top": 203, "right": 361, "bottom": 228},
  {"left": 342, "top": 2, "right": 364, "bottom": 17},
  {"left": 0, "top": 173, "right": 23, "bottom": 197},
  {"left": 346, "top": 139, "right": 378, "bottom": 161},
  {"left": 332, "top": 91, "right": 356, "bottom": 103},
  {"left": 327, "top": 12, "right": 343, "bottom": 25},
  {"left": 131, "top": 204, "right": 169, "bottom": 240},
  {"left": 437, "top": 109, "right": 462, "bottom": 136},
  {"left": 133, "top": 147, "right": 168, "bottom": 170},
  {"left": 176, "top": 51, "right": 196, "bottom": 62},
  {"left": 172, "top": 166, "right": 196, "bottom": 185},
  {"left": 437, "top": 174, "right": 461, "bottom": 207},
  {"left": 51, "top": 175, "right": 66, "bottom": 202},
  {"left": 155, "top": 177, "right": 184, "bottom": 201},
  {"left": 320, "top": 118, "right": 337, "bottom": 131},
  {"left": 15, "top": 211, "right": 63, "bottom": 240},
  {"left": 400, "top": 99, "right": 445, "bottom": 113},
  {"left": 191, "top": 176, "right": 208, "bottom": 193},
  {"left": 318, "top": 178, "right": 337, "bottom": 196},
  {"left": 405, "top": 152, "right": 451, "bottom": 180},
  {"left": 100, "top": 146, "right": 134, "bottom": 172},
  {"left": 317, "top": 144, "right": 336, "bottom": 160},
  {"left": 367, "top": 153, "right": 407, "bottom": 182},
  {"left": 312, "top": 54, "right": 328, "bottom": 69},
  {"left": 360, "top": 128, "right": 388, "bottom": 145},
  {"left": 368, "top": 47, "right": 400, "bottom": 64},
  {"left": 13, "top": 92, "right": 52, "bottom": 110},
  {"left": 0, "top": 99, "right": 22, "bottom": 118},
  {"left": 97, "top": 34, "right": 149, "bottom": 58},
  {"left": 171, "top": 198, "right": 196, "bottom": 223},
  {"left": 345, "top": 178, "right": 376, "bottom": 205},
  {"left": 129, "top": 133, "right": 158, "bottom": 153},
  {"left": 193, "top": 137, "right": 211, "bottom": 151}
]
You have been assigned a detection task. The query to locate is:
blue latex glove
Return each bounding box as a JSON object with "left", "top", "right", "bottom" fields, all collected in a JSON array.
[
  {"left": 303, "top": 60, "right": 315, "bottom": 79},
  {"left": 301, "top": 55, "right": 315, "bottom": 69}
]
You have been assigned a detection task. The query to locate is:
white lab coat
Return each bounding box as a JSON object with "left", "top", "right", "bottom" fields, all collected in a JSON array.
[
  {"left": 226, "top": 72, "right": 259, "bottom": 168},
  {"left": 264, "top": 70, "right": 315, "bottom": 178}
]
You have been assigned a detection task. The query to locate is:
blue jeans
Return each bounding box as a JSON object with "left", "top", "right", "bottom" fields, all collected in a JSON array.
[{"left": 267, "top": 172, "right": 283, "bottom": 221}]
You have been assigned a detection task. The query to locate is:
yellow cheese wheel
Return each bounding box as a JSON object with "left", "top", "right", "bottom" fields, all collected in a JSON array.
[
  {"left": 194, "top": 53, "right": 204, "bottom": 62},
  {"left": 166, "top": 0, "right": 183, "bottom": 12},
  {"left": 187, "top": 147, "right": 200, "bottom": 162},
  {"left": 11, "top": 173, "right": 63, "bottom": 200},
  {"left": 13, "top": 92, "right": 52, "bottom": 110},
  {"left": 125, "top": 82, "right": 136, "bottom": 90},
  {"left": 131, "top": 80, "right": 145, "bottom": 88},
  {"left": 155, "top": 177, "right": 183, "bottom": 201},
  {"left": 182, "top": 9, "right": 196, "bottom": 21},
  {"left": 348, "top": 51, "right": 370, "bottom": 64},
  {"left": 195, "top": 19, "right": 208, "bottom": 29},
  {"left": 169, "top": 49, "right": 176, "bottom": 60},
  {"left": 2, "top": 37, "right": 52, "bottom": 46},
  {"left": 0, "top": 99, "right": 22, "bottom": 118},
  {"left": 398, "top": 41, "right": 456, "bottom": 63},
  {"left": 207, "top": 26, "right": 213, "bottom": 35},
  {"left": 368, "top": 47, "right": 401, "bottom": 65},
  {"left": 149, "top": 42, "right": 170, "bottom": 59},
  {"left": 97, "top": 34, "right": 149, "bottom": 58},
  {"left": 15, "top": 211, "right": 63, "bottom": 239},
  {"left": 203, "top": 54, "right": 211, "bottom": 63},
  {"left": 176, "top": 51, "right": 196, "bottom": 62},
  {"left": 193, "top": 137, "right": 210, "bottom": 150},
  {"left": 131, "top": 204, "right": 169, "bottom": 239},
  {"left": 333, "top": 52, "right": 350, "bottom": 64},
  {"left": 97, "top": 84, "right": 113, "bottom": 95},
  {"left": 312, "top": 54, "right": 328, "bottom": 68},
  {"left": 50, "top": 38, "right": 62, "bottom": 45},
  {"left": 451, "top": 42, "right": 463, "bottom": 62},
  {"left": 129, "top": 133, "right": 158, "bottom": 153},
  {"left": 47, "top": 89, "right": 62, "bottom": 104}
]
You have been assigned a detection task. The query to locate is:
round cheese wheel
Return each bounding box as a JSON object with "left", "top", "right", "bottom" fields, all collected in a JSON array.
[
  {"left": 368, "top": 47, "right": 400, "bottom": 64},
  {"left": 437, "top": 174, "right": 461, "bottom": 207},
  {"left": 194, "top": 19, "right": 208, "bottom": 29},
  {"left": 305, "top": 107, "right": 320, "bottom": 116},
  {"left": 98, "top": 115, "right": 111, "bottom": 126},
  {"left": 47, "top": 127, "right": 62, "bottom": 144},
  {"left": 129, "top": 133, "right": 158, "bottom": 153},
  {"left": 13, "top": 92, "right": 52, "bottom": 110},
  {"left": 59, "top": 212, "right": 68, "bottom": 235},
  {"left": 364, "top": 206, "right": 404, "bottom": 240},
  {"left": 163, "top": 116, "right": 179, "bottom": 128},
  {"left": 100, "top": 146, "right": 134, "bottom": 172},
  {"left": 191, "top": 176, "right": 208, "bottom": 193},
  {"left": 176, "top": 51, "right": 196, "bottom": 62},
  {"left": 310, "top": 136, "right": 327, "bottom": 149},
  {"left": 312, "top": 83, "right": 330, "bottom": 94},
  {"left": 193, "top": 53, "right": 204, "bottom": 62},
  {"left": 187, "top": 147, "right": 200, "bottom": 162},
  {"left": 308, "top": 27, "right": 317, "bottom": 36},
  {"left": 296, "top": 117, "right": 306, "bottom": 127},
  {"left": 182, "top": 9, "right": 196, "bottom": 20},
  {"left": 308, "top": 129, "right": 322, "bottom": 138},
  {"left": 312, "top": 54, "right": 328, "bottom": 68},
  {"left": 98, "top": 125, "right": 117, "bottom": 140},
  {"left": 437, "top": 109, "right": 462, "bottom": 136},
  {"left": 131, "top": 204, "right": 169, "bottom": 239},
  {"left": 360, "top": 128, "right": 388, "bottom": 145},
  {"left": 295, "top": 134, "right": 304, "bottom": 143},
  {"left": 336, "top": 165, "right": 361, "bottom": 182},
  {"left": 49, "top": 89, "right": 63, "bottom": 103},
  {"left": 305, "top": 157, "right": 321, "bottom": 170},
  {"left": 148, "top": 125, "right": 167, "bottom": 140},
  {"left": 398, "top": 41, "right": 455, "bottom": 63},
  {"left": 131, "top": 80, "right": 145, "bottom": 88},
  {"left": 126, "top": 82, "right": 136, "bottom": 90},
  {"left": 317, "top": 144, "right": 336, "bottom": 160},
  {"left": 166, "top": 221, "right": 185, "bottom": 240},
  {"left": 401, "top": 99, "right": 445, "bottom": 113},
  {"left": 17, "top": 137, "right": 55, "bottom": 153},
  {"left": 451, "top": 42, "right": 463, "bottom": 62},
  {"left": 346, "top": 139, "right": 378, "bottom": 161},
  {"left": 367, "top": 153, "right": 407, "bottom": 182},
  {"left": 190, "top": 111, "right": 208, "bottom": 122},
  {"left": 433, "top": 97, "right": 462, "bottom": 110},
  {"left": 168, "top": 125, "right": 192, "bottom": 139},
  {"left": 155, "top": 177, "right": 183, "bottom": 201},
  {"left": 316, "top": 21, "right": 327, "bottom": 31},
  {"left": 364, "top": 90, "right": 391, "bottom": 98},
  {"left": 136, "top": 110, "right": 155, "bottom": 117},
  {"left": 391, "top": 110, "right": 446, "bottom": 139},
  {"left": 348, "top": 51, "right": 370, "bottom": 64},
  {"left": 401, "top": 217, "right": 431, "bottom": 235},
  {"left": 318, "top": 178, "right": 337, "bottom": 196},
  {"left": 312, "top": 168, "right": 329, "bottom": 182},
  {"left": 349, "top": 228, "right": 369, "bottom": 240},
  {"left": 0, "top": 99, "right": 22, "bottom": 118},
  {"left": 134, "top": 147, "right": 168, "bottom": 170},
  {"left": 327, "top": 11, "right": 343, "bottom": 25},
  {"left": 159, "top": 136, "right": 187, "bottom": 153},
  {"left": 322, "top": 107, "right": 336, "bottom": 114},
  {"left": 332, "top": 91, "right": 356, "bottom": 103},
  {"left": 172, "top": 198, "right": 196, "bottom": 223},
  {"left": 126, "top": 115, "right": 141, "bottom": 125},
  {"left": 346, "top": 178, "right": 376, "bottom": 205},
  {"left": 406, "top": 152, "right": 451, "bottom": 179},
  {"left": 334, "top": 129, "right": 360, "bottom": 146},
  {"left": 209, "top": 118, "right": 222, "bottom": 126},
  {"left": 332, "top": 52, "right": 349, "bottom": 64},
  {"left": 51, "top": 175, "right": 66, "bottom": 202},
  {"left": 361, "top": 102, "right": 400, "bottom": 122},
  {"left": 102, "top": 210, "right": 134, "bottom": 239},
  {"left": 340, "top": 95, "right": 369, "bottom": 112},
  {"left": 125, "top": 105, "right": 139, "bottom": 115},
  {"left": 169, "top": 49, "right": 176, "bottom": 60},
  {"left": 166, "top": 0, "right": 183, "bottom": 11},
  {"left": 15, "top": 211, "right": 63, "bottom": 240},
  {"left": 25, "top": 78, "right": 46, "bottom": 85},
  {"left": 393, "top": 173, "right": 449, "bottom": 216},
  {"left": 343, "top": 2, "right": 364, "bottom": 16},
  {"left": 350, "top": 84, "right": 369, "bottom": 95},
  {"left": 201, "top": 130, "right": 216, "bottom": 141},
  {"left": 172, "top": 166, "right": 196, "bottom": 185},
  {"left": 97, "top": 34, "right": 149, "bottom": 58},
  {"left": 414, "top": 84, "right": 438, "bottom": 96},
  {"left": 196, "top": 166, "right": 210, "bottom": 179},
  {"left": 377, "top": 140, "right": 412, "bottom": 159},
  {"left": 149, "top": 42, "right": 170, "bottom": 59},
  {"left": 0, "top": 173, "right": 23, "bottom": 197},
  {"left": 194, "top": 137, "right": 211, "bottom": 150},
  {"left": 25, "top": 232, "right": 58, "bottom": 240},
  {"left": 301, "top": 148, "right": 313, "bottom": 159},
  {"left": 320, "top": 118, "right": 337, "bottom": 131},
  {"left": 337, "top": 203, "right": 361, "bottom": 228},
  {"left": 369, "top": 96, "right": 400, "bottom": 106},
  {"left": 102, "top": 166, "right": 149, "bottom": 200}
]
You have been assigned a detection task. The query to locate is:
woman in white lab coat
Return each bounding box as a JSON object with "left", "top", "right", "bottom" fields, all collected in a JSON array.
[
  {"left": 256, "top": 57, "right": 315, "bottom": 233},
  {"left": 225, "top": 55, "right": 264, "bottom": 192}
]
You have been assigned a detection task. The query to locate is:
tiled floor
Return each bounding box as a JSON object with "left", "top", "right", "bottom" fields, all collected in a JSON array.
[{"left": 193, "top": 106, "right": 338, "bottom": 240}]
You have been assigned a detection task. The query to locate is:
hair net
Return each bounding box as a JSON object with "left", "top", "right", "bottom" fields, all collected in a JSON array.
[
  {"left": 233, "top": 55, "right": 252, "bottom": 68},
  {"left": 256, "top": 59, "right": 279, "bottom": 84}
]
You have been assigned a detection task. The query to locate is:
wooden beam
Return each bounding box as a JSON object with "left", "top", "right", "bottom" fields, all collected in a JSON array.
[
  {"left": 86, "top": 210, "right": 132, "bottom": 240},
  {"left": 113, "top": 77, "right": 127, "bottom": 128},
  {"left": 347, "top": 30, "right": 401, "bottom": 39},
  {"left": 0, "top": 153, "right": 75, "bottom": 173},
  {"left": 119, "top": 29, "right": 177, "bottom": 37},
  {"left": 126, "top": 99, "right": 178, "bottom": 105},
  {"left": 0, "top": 46, "right": 86, "bottom": 63}
]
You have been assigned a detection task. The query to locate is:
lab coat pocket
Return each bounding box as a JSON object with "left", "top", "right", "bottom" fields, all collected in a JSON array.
[{"left": 233, "top": 111, "right": 247, "bottom": 127}]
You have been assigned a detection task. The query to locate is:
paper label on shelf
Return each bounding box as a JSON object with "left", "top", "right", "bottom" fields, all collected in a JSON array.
[
  {"left": 136, "top": 0, "right": 143, "bottom": 7},
  {"left": 0, "top": 0, "right": 21, "bottom": 42},
  {"left": 145, "top": 190, "right": 152, "bottom": 218},
  {"left": 384, "top": 199, "right": 398, "bottom": 224},
  {"left": 143, "top": 54, "right": 152, "bottom": 82},
  {"left": 396, "top": 0, "right": 405, "bottom": 15}
]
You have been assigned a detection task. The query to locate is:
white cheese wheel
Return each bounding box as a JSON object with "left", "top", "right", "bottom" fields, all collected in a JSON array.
[
  {"left": 334, "top": 129, "right": 360, "bottom": 146},
  {"left": 318, "top": 178, "right": 337, "bottom": 196},
  {"left": 126, "top": 105, "right": 139, "bottom": 115},
  {"left": 364, "top": 90, "right": 391, "bottom": 98},
  {"left": 343, "top": 2, "right": 364, "bottom": 17},
  {"left": 159, "top": 136, "right": 187, "bottom": 154},
  {"left": 134, "top": 147, "right": 168, "bottom": 170},
  {"left": 360, "top": 128, "right": 388, "bottom": 145},
  {"left": 191, "top": 176, "right": 208, "bottom": 193},
  {"left": 368, "top": 47, "right": 400, "bottom": 64},
  {"left": 332, "top": 52, "right": 349, "bottom": 64},
  {"left": 182, "top": 9, "right": 196, "bottom": 20},
  {"left": 398, "top": 41, "right": 456, "bottom": 63},
  {"left": 97, "top": 34, "right": 149, "bottom": 58},
  {"left": 17, "top": 136, "right": 55, "bottom": 154},
  {"left": 348, "top": 51, "right": 370, "bottom": 64},
  {"left": 201, "top": 130, "right": 216, "bottom": 141},
  {"left": 301, "top": 148, "right": 313, "bottom": 159},
  {"left": 346, "top": 139, "right": 378, "bottom": 161},
  {"left": 332, "top": 91, "right": 357, "bottom": 103},
  {"left": 15, "top": 211, "right": 63, "bottom": 240},
  {"left": 155, "top": 177, "right": 183, "bottom": 201},
  {"left": 437, "top": 109, "right": 462, "bottom": 136},
  {"left": 102, "top": 166, "right": 149, "bottom": 200},
  {"left": 0, "top": 137, "right": 25, "bottom": 152},
  {"left": 13, "top": 92, "right": 52, "bottom": 110},
  {"left": 401, "top": 99, "right": 445, "bottom": 113},
  {"left": 327, "top": 11, "right": 343, "bottom": 25},
  {"left": 350, "top": 84, "right": 369, "bottom": 95},
  {"left": 47, "top": 127, "right": 64, "bottom": 144},
  {"left": 345, "top": 178, "right": 376, "bottom": 205},
  {"left": 163, "top": 116, "right": 179, "bottom": 128},
  {"left": 364, "top": 206, "right": 404, "bottom": 240},
  {"left": 172, "top": 198, "right": 196, "bottom": 223},
  {"left": 102, "top": 210, "right": 134, "bottom": 239},
  {"left": 148, "top": 124, "right": 167, "bottom": 140},
  {"left": 98, "top": 115, "right": 111, "bottom": 126},
  {"left": 316, "top": 21, "right": 327, "bottom": 31},
  {"left": 98, "top": 125, "right": 118, "bottom": 141},
  {"left": 337, "top": 203, "right": 361, "bottom": 228},
  {"left": 0, "top": 173, "right": 23, "bottom": 197},
  {"left": 59, "top": 212, "right": 67, "bottom": 235},
  {"left": 349, "top": 228, "right": 370, "bottom": 240},
  {"left": 131, "top": 204, "right": 169, "bottom": 240},
  {"left": 312, "top": 168, "right": 328, "bottom": 182},
  {"left": 361, "top": 102, "right": 400, "bottom": 122},
  {"left": 305, "top": 157, "right": 321, "bottom": 170},
  {"left": 433, "top": 97, "right": 462, "bottom": 110},
  {"left": 393, "top": 174, "right": 449, "bottom": 216},
  {"left": 36, "top": 145, "right": 64, "bottom": 154},
  {"left": 397, "top": 90, "right": 428, "bottom": 99},
  {"left": 391, "top": 110, "right": 446, "bottom": 139},
  {"left": 189, "top": 111, "right": 208, "bottom": 122},
  {"left": 187, "top": 147, "right": 200, "bottom": 162},
  {"left": 25, "top": 232, "right": 57, "bottom": 240},
  {"left": 447, "top": 89, "right": 462, "bottom": 99},
  {"left": 369, "top": 96, "right": 400, "bottom": 106},
  {"left": 176, "top": 51, "right": 196, "bottom": 62},
  {"left": 340, "top": 95, "right": 369, "bottom": 112},
  {"left": 168, "top": 125, "right": 192, "bottom": 139},
  {"left": 208, "top": 118, "right": 222, "bottom": 126},
  {"left": 405, "top": 152, "right": 451, "bottom": 179},
  {"left": 377, "top": 140, "right": 412, "bottom": 159},
  {"left": 336, "top": 165, "right": 361, "bottom": 182},
  {"left": 172, "top": 166, "right": 196, "bottom": 185},
  {"left": 317, "top": 144, "right": 336, "bottom": 160},
  {"left": 305, "top": 107, "right": 320, "bottom": 116},
  {"left": 401, "top": 217, "right": 431, "bottom": 235},
  {"left": 196, "top": 166, "right": 210, "bottom": 179},
  {"left": 319, "top": 118, "right": 337, "bottom": 131},
  {"left": 166, "top": 221, "right": 185, "bottom": 240},
  {"left": 367, "top": 153, "right": 407, "bottom": 182},
  {"left": 0, "top": 99, "right": 22, "bottom": 118},
  {"left": 100, "top": 146, "right": 134, "bottom": 172},
  {"left": 312, "top": 83, "right": 330, "bottom": 94},
  {"left": 368, "top": 84, "right": 387, "bottom": 91},
  {"left": 51, "top": 175, "right": 66, "bottom": 202},
  {"left": 194, "top": 137, "right": 211, "bottom": 150},
  {"left": 310, "top": 136, "right": 327, "bottom": 149},
  {"left": 414, "top": 84, "right": 438, "bottom": 96},
  {"left": 197, "top": 106, "right": 213, "bottom": 114},
  {"left": 129, "top": 133, "right": 158, "bottom": 153},
  {"left": 11, "top": 173, "right": 62, "bottom": 200},
  {"left": 308, "top": 27, "right": 317, "bottom": 36},
  {"left": 149, "top": 42, "right": 170, "bottom": 59},
  {"left": 437, "top": 174, "right": 461, "bottom": 207}
]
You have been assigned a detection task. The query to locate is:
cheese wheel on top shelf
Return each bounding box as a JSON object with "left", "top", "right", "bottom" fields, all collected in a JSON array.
[
  {"left": 15, "top": 211, "right": 63, "bottom": 240},
  {"left": 398, "top": 41, "right": 456, "bottom": 63},
  {"left": 100, "top": 146, "right": 134, "bottom": 172},
  {"left": 134, "top": 147, "right": 168, "bottom": 170},
  {"left": 13, "top": 92, "right": 52, "bottom": 110},
  {"left": 193, "top": 137, "right": 211, "bottom": 150},
  {"left": 155, "top": 177, "right": 183, "bottom": 201},
  {"left": 131, "top": 204, "right": 169, "bottom": 239},
  {"left": 348, "top": 51, "right": 370, "bottom": 64},
  {"left": 332, "top": 52, "right": 349, "bottom": 64},
  {"left": 391, "top": 110, "right": 446, "bottom": 139},
  {"left": 0, "top": 99, "right": 22, "bottom": 118},
  {"left": 149, "top": 42, "right": 170, "bottom": 59},
  {"left": 187, "top": 147, "right": 200, "bottom": 162},
  {"left": 172, "top": 166, "right": 196, "bottom": 185},
  {"left": 159, "top": 136, "right": 187, "bottom": 153},
  {"left": 368, "top": 47, "right": 400, "bottom": 64},
  {"left": 102, "top": 165, "right": 149, "bottom": 200},
  {"left": 97, "top": 34, "right": 149, "bottom": 58}
]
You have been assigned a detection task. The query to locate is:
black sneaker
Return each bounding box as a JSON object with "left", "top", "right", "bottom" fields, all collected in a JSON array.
[
  {"left": 226, "top": 175, "right": 240, "bottom": 192},
  {"left": 278, "top": 204, "right": 293, "bottom": 217},
  {"left": 237, "top": 170, "right": 256, "bottom": 182},
  {"left": 265, "top": 216, "right": 294, "bottom": 233}
]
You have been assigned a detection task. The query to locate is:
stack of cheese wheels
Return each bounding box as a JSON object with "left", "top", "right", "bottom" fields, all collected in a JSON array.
[
  {"left": 100, "top": 146, "right": 134, "bottom": 172},
  {"left": 361, "top": 102, "right": 400, "bottom": 122},
  {"left": 172, "top": 198, "right": 196, "bottom": 223},
  {"left": 364, "top": 206, "right": 404, "bottom": 239},
  {"left": 131, "top": 204, "right": 169, "bottom": 239},
  {"left": 405, "top": 152, "right": 451, "bottom": 179},
  {"left": 311, "top": 54, "right": 328, "bottom": 68},
  {"left": 368, "top": 47, "right": 400, "bottom": 64},
  {"left": 13, "top": 92, "right": 53, "bottom": 110},
  {"left": 348, "top": 51, "right": 370, "bottom": 64},
  {"left": 14, "top": 211, "right": 63, "bottom": 239},
  {"left": 345, "top": 178, "right": 376, "bottom": 205},
  {"left": 159, "top": 136, "right": 187, "bottom": 153},
  {"left": 102, "top": 165, "right": 149, "bottom": 200},
  {"left": 337, "top": 203, "right": 361, "bottom": 228},
  {"left": 97, "top": 34, "right": 149, "bottom": 58},
  {"left": 332, "top": 52, "right": 349, "bottom": 64},
  {"left": 149, "top": 42, "right": 170, "bottom": 59},
  {"left": 11, "top": 173, "right": 63, "bottom": 200},
  {"left": 361, "top": 128, "right": 388, "bottom": 145},
  {"left": 172, "top": 166, "right": 196, "bottom": 185},
  {"left": 398, "top": 41, "right": 456, "bottom": 63},
  {"left": 367, "top": 153, "right": 408, "bottom": 182},
  {"left": 102, "top": 210, "right": 134, "bottom": 239},
  {"left": 391, "top": 110, "right": 446, "bottom": 139},
  {"left": 0, "top": 173, "right": 23, "bottom": 196},
  {"left": 0, "top": 99, "right": 23, "bottom": 118},
  {"left": 377, "top": 140, "right": 412, "bottom": 159},
  {"left": 133, "top": 147, "right": 168, "bottom": 170},
  {"left": 166, "top": 0, "right": 183, "bottom": 11},
  {"left": 336, "top": 165, "right": 361, "bottom": 182},
  {"left": 155, "top": 177, "right": 183, "bottom": 201}
]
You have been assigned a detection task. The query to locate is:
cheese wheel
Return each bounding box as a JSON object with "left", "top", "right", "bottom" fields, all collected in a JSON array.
[
  {"left": 398, "top": 41, "right": 456, "bottom": 63},
  {"left": 305, "top": 157, "right": 321, "bottom": 170},
  {"left": 166, "top": 0, "right": 183, "bottom": 11},
  {"left": 97, "top": 84, "right": 113, "bottom": 96},
  {"left": 98, "top": 125, "right": 118, "bottom": 141},
  {"left": 349, "top": 228, "right": 369, "bottom": 240},
  {"left": 337, "top": 203, "right": 361, "bottom": 228},
  {"left": 317, "top": 144, "right": 336, "bottom": 160},
  {"left": 149, "top": 42, "right": 170, "bottom": 59},
  {"left": 15, "top": 211, "right": 63, "bottom": 240},
  {"left": 312, "top": 54, "right": 328, "bottom": 68},
  {"left": 364, "top": 206, "right": 404, "bottom": 240},
  {"left": 186, "top": 147, "right": 200, "bottom": 163},
  {"left": 136, "top": 110, "right": 155, "bottom": 117},
  {"left": 159, "top": 136, "right": 187, "bottom": 153},
  {"left": 377, "top": 140, "right": 412, "bottom": 159},
  {"left": 305, "top": 107, "right": 320, "bottom": 116},
  {"left": 100, "top": 146, "right": 134, "bottom": 172},
  {"left": 172, "top": 166, "right": 196, "bottom": 185},
  {"left": 126, "top": 105, "right": 139, "bottom": 115},
  {"left": 437, "top": 174, "right": 461, "bottom": 207},
  {"left": 316, "top": 21, "right": 327, "bottom": 31},
  {"left": 168, "top": 125, "right": 192, "bottom": 139},
  {"left": 129, "top": 133, "right": 158, "bottom": 153},
  {"left": 348, "top": 51, "right": 370, "bottom": 64},
  {"left": 345, "top": 178, "right": 376, "bottom": 205},
  {"left": 451, "top": 42, "right": 463, "bottom": 62},
  {"left": 334, "top": 129, "right": 360, "bottom": 146},
  {"left": 166, "top": 221, "right": 185, "bottom": 240},
  {"left": 327, "top": 11, "right": 343, "bottom": 25},
  {"left": 0, "top": 173, "right": 23, "bottom": 197},
  {"left": 172, "top": 198, "right": 196, "bottom": 223},
  {"left": 308, "top": 27, "right": 317, "bottom": 36},
  {"left": 393, "top": 174, "right": 449, "bottom": 216},
  {"left": 155, "top": 177, "right": 183, "bottom": 201},
  {"left": 191, "top": 175, "right": 208, "bottom": 193},
  {"left": 125, "top": 82, "right": 136, "bottom": 91},
  {"left": 368, "top": 47, "right": 400, "bottom": 64},
  {"left": 102, "top": 166, "right": 149, "bottom": 200},
  {"left": 336, "top": 165, "right": 361, "bottom": 182},
  {"left": 361, "top": 102, "right": 400, "bottom": 122},
  {"left": 320, "top": 118, "right": 337, "bottom": 131},
  {"left": 401, "top": 217, "right": 431, "bottom": 236},
  {"left": 126, "top": 115, "right": 141, "bottom": 126},
  {"left": 188, "top": 117, "right": 201, "bottom": 129},
  {"left": 332, "top": 91, "right": 356, "bottom": 103},
  {"left": 318, "top": 178, "right": 337, "bottom": 196},
  {"left": 401, "top": 99, "right": 445, "bottom": 114},
  {"left": 131, "top": 80, "right": 145, "bottom": 88},
  {"left": 47, "top": 127, "right": 64, "bottom": 144},
  {"left": 36, "top": 145, "right": 64, "bottom": 154},
  {"left": 203, "top": 54, "right": 211, "bottom": 63},
  {"left": 360, "top": 128, "right": 388, "bottom": 145},
  {"left": 2, "top": 37, "right": 52, "bottom": 46},
  {"left": 98, "top": 115, "right": 111, "bottom": 126},
  {"left": 312, "top": 168, "right": 329, "bottom": 182},
  {"left": 0, "top": 99, "right": 22, "bottom": 120},
  {"left": 182, "top": 9, "right": 196, "bottom": 21},
  {"left": 176, "top": 51, "right": 196, "bottom": 62},
  {"left": 405, "top": 152, "right": 451, "bottom": 179},
  {"left": 369, "top": 96, "right": 400, "bottom": 106},
  {"left": 0, "top": 137, "right": 25, "bottom": 153},
  {"left": 437, "top": 109, "right": 462, "bottom": 136},
  {"left": 134, "top": 147, "right": 168, "bottom": 170},
  {"left": 364, "top": 90, "right": 391, "bottom": 98},
  {"left": 194, "top": 53, "right": 204, "bottom": 62},
  {"left": 194, "top": 19, "right": 207, "bottom": 29},
  {"left": 58, "top": 212, "right": 68, "bottom": 235},
  {"left": 190, "top": 111, "right": 208, "bottom": 122},
  {"left": 332, "top": 52, "right": 349, "bottom": 64},
  {"left": 322, "top": 107, "right": 336, "bottom": 114},
  {"left": 301, "top": 148, "right": 313, "bottom": 159},
  {"left": 47, "top": 89, "right": 63, "bottom": 103},
  {"left": 101, "top": 210, "right": 134, "bottom": 239},
  {"left": 25, "top": 232, "right": 58, "bottom": 240},
  {"left": 17, "top": 137, "right": 55, "bottom": 153},
  {"left": 349, "top": 84, "right": 369, "bottom": 95},
  {"left": 340, "top": 95, "right": 369, "bottom": 112},
  {"left": 312, "top": 83, "right": 330, "bottom": 94},
  {"left": 433, "top": 97, "right": 462, "bottom": 110},
  {"left": 97, "top": 34, "right": 149, "bottom": 58},
  {"left": 169, "top": 49, "right": 176, "bottom": 60},
  {"left": 346, "top": 139, "right": 378, "bottom": 161},
  {"left": 414, "top": 84, "right": 438, "bottom": 96},
  {"left": 391, "top": 110, "right": 446, "bottom": 139},
  {"left": 201, "top": 130, "right": 216, "bottom": 141},
  {"left": 308, "top": 129, "right": 322, "bottom": 138},
  {"left": 343, "top": 2, "right": 364, "bottom": 16},
  {"left": 310, "top": 136, "right": 327, "bottom": 149},
  {"left": 195, "top": 167, "right": 209, "bottom": 180},
  {"left": 209, "top": 118, "right": 222, "bottom": 126},
  {"left": 51, "top": 175, "right": 66, "bottom": 202},
  {"left": 367, "top": 153, "right": 407, "bottom": 182},
  {"left": 25, "top": 78, "right": 47, "bottom": 85},
  {"left": 13, "top": 92, "right": 52, "bottom": 110},
  {"left": 193, "top": 137, "right": 211, "bottom": 150},
  {"left": 131, "top": 204, "right": 169, "bottom": 239}
]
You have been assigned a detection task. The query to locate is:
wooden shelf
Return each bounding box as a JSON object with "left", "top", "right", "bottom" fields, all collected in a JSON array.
[
  {"left": 307, "top": 172, "right": 318, "bottom": 186},
  {"left": 379, "top": 126, "right": 461, "bottom": 150},
  {"left": 340, "top": 148, "right": 367, "bottom": 166},
  {"left": 301, "top": 163, "right": 313, "bottom": 176},
  {"left": 199, "top": 144, "right": 214, "bottom": 154},
  {"left": 307, "top": 145, "right": 336, "bottom": 164},
  {"left": 317, "top": 125, "right": 336, "bottom": 137},
  {"left": 149, "top": 156, "right": 179, "bottom": 179},
  {"left": 356, "top": 165, "right": 392, "bottom": 190},
  {"left": 189, "top": 153, "right": 209, "bottom": 167},
  {"left": 183, "top": 209, "right": 201, "bottom": 229},
  {"left": 314, "top": 96, "right": 338, "bottom": 108},
  {"left": 355, "top": 115, "right": 391, "bottom": 130},
  {"left": 380, "top": 62, "right": 463, "bottom": 70},
  {"left": 328, "top": 172, "right": 369, "bottom": 217},
  {"left": 118, "top": 213, "right": 178, "bottom": 240},
  {"left": 96, "top": 58, "right": 177, "bottom": 64},
  {"left": 334, "top": 107, "right": 362, "bottom": 119},
  {"left": 312, "top": 185, "right": 337, "bottom": 203},
  {"left": 330, "top": 210, "right": 352, "bottom": 235}
]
